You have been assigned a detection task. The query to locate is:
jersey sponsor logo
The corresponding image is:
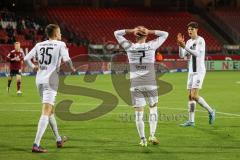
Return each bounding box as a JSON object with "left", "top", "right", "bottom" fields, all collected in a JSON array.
[
  {"left": 135, "top": 65, "right": 147, "bottom": 70},
  {"left": 40, "top": 65, "right": 48, "bottom": 70}
]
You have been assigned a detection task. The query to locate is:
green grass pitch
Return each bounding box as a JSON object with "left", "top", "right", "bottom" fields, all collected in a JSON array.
[{"left": 0, "top": 71, "right": 240, "bottom": 160}]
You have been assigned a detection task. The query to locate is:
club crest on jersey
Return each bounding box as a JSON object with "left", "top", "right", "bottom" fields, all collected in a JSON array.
[{"left": 190, "top": 43, "right": 196, "bottom": 50}]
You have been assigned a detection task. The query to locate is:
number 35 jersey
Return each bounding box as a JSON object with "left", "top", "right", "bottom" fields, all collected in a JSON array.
[
  {"left": 114, "top": 30, "right": 168, "bottom": 86},
  {"left": 24, "top": 40, "right": 71, "bottom": 84}
]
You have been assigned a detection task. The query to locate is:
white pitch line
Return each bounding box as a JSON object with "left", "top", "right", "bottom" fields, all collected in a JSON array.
[
  {"left": 0, "top": 101, "right": 186, "bottom": 105},
  {"left": 0, "top": 109, "right": 239, "bottom": 118},
  {"left": 0, "top": 103, "right": 240, "bottom": 117},
  {"left": 0, "top": 108, "right": 238, "bottom": 119},
  {"left": 213, "top": 111, "right": 240, "bottom": 117}
]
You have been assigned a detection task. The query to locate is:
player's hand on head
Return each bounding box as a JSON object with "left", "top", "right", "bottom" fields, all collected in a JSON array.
[
  {"left": 134, "top": 26, "right": 148, "bottom": 36},
  {"left": 138, "top": 26, "right": 148, "bottom": 36},
  {"left": 133, "top": 27, "right": 140, "bottom": 36},
  {"left": 140, "top": 28, "right": 148, "bottom": 36}
]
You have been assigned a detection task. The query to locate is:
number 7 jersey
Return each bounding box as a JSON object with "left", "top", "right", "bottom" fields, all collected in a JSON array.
[
  {"left": 24, "top": 40, "right": 71, "bottom": 84},
  {"left": 114, "top": 30, "right": 168, "bottom": 86}
]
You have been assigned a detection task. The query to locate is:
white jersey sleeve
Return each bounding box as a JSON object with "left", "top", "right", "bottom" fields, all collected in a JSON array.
[
  {"left": 179, "top": 47, "right": 188, "bottom": 58},
  {"left": 185, "top": 37, "right": 205, "bottom": 57},
  {"left": 60, "top": 42, "right": 71, "bottom": 62},
  {"left": 148, "top": 30, "right": 169, "bottom": 50},
  {"left": 24, "top": 45, "right": 37, "bottom": 68},
  {"left": 114, "top": 30, "right": 131, "bottom": 49}
]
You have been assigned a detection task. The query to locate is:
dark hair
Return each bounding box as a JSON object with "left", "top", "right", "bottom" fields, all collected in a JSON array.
[
  {"left": 187, "top": 21, "right": 198, "bottom": 29},
  {"left": 14, "top": 41, "right": 20, "bottom": 45},
  {"left": 45, "top": 24, "right": 59, "bottom": 38}
]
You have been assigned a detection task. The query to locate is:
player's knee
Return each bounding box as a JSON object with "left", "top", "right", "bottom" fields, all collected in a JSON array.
[
  {"left": 42, "top": 103, "right": 53, "bottom": 116},
  {"left": 188, "top": 94, "right": 192, "bottom": 101},
  {"left": 135, "top": 108, "right": 144, "bottom": 122},
  {"left": 150, "top": 103, "right": 157, "bottom": 108},
  {"left": 191, "top": 95, "right": 199, "bottom": 101},
  {"left": 135, "top": 107, "right": 144, "bottom": 112},
  {"left": 16, "top": 76, "right": 21, "bottom": 81},
  {"left": 189, "top": 93, "right": 196, "bottom": 101},
  {"left": 51, "top": 109, "right": 54, "bottom": 115}
]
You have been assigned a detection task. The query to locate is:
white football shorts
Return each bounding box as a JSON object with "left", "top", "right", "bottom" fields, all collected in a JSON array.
[
  {"left": 187, "top": 72, "right": 205, "bottom": 90},
  {"left": 130, "top": 85, "right": 158, "bottom": 107},
  {"left": 37, "top": 83, "right": 58, "bottom": 106}
]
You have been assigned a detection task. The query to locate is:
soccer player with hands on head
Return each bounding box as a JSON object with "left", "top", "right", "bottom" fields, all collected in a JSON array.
[{"left": 114, "top": 26, "right": 168, "bottom": 147}]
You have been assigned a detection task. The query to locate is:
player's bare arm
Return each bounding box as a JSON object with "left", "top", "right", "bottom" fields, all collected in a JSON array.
[
  {"left": 65, "top": 59, "right": 76, "bottom": 73},
  {"left": 24, "top": 58, "right": 38, "bottom": 71}
]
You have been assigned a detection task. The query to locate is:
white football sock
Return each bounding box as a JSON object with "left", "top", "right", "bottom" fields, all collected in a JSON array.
[
  {"left": 149, "top": 107, "right": 158, "bottom": 137},
  {"left": 135, "top": 111, "right": 145, "bottom": 139},
  {"left": 188, "top": 101, "right": 196, "bottom": 122},
  {"left": 49, "top": 114, "right": 61, "bottom": 142},
  {"left": 34, "top": 115, "right": 49, "bottom": 146},
  {"left": 197, "top": 97, "right": 213, "bottom": 113}
]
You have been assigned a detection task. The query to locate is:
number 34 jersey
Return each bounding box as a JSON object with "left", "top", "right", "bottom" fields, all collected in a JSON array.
[
  {"left": 24, "top": 40, "right": 71, "bottom": 84},
  {"left": 114, "top": 30, "right": 168, "bottom": 86}
]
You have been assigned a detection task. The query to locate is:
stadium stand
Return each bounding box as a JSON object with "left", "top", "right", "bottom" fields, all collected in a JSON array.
[
  {"left": 44, "top": 7, "right": 223, "bottom": 53},
  {"left": 0, "top": 9, "right": 46, "bottom": 45},
  {"left": 0, "top": 9, "right": 89, "bottom": 60},
  {"left": 2, "top": 7, "right": 238, "bottom": 62},
  {"left": 213, "top": 8, "right": 240, "bottom": 36}
]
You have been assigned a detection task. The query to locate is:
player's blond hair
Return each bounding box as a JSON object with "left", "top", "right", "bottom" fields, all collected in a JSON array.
[
  {"left": 45, "top": 24, "right": 60, "bottom": 38},
  {"left": 14, "top": 41, "right": 20, "bottom": 45}
]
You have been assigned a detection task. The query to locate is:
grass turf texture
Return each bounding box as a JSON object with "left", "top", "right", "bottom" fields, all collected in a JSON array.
[{"left": 0, "top": 71, "right": 240, "bottom": 160}]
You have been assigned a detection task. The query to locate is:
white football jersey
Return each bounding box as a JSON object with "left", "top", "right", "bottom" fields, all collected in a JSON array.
[
  {"left": 114, "top": 30, "right": 168, "bottom": 86},
  {"left": 179, "top": 36, "right": 206, "bottom": 74},
  {"left": 24, "top": 40, "right": 71, "bottom": 84}
]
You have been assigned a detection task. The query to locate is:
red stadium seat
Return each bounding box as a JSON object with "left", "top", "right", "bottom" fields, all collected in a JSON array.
[{"left": 44, "top": 7, "right": 222, "bottom": 52}]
